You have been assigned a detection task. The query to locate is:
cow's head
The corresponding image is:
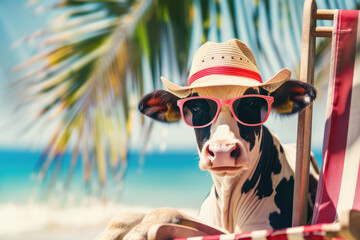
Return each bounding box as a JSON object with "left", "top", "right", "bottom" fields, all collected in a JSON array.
[{"left": 138, "top": 80, "right": 316, "bottom": 177}]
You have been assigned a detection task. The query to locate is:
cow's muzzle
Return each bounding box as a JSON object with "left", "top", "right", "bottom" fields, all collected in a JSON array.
[{"left": 200, "top": 140, "right": 250, "bottom": 172}]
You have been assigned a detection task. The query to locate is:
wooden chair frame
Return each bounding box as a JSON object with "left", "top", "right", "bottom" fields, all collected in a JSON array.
[{"left": 293, "top": 0, "right": 335, "bottom": 227}]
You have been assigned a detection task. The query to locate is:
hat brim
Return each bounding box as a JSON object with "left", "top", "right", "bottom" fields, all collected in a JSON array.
[{"left": 161, "top": 68, "right": 291, "bottom": 98}]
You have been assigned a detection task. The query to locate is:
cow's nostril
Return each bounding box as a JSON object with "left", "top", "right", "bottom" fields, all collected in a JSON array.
[
  {"left": 230, "top": 144, "right": 241, "bottom": 159},
  {"left": 206, "top": 145, "right": 215, "bottom": 157}
]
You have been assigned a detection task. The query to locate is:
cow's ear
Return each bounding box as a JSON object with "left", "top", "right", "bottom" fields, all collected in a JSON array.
[
  {"left": 138, "top": 89, "right": 182, "bottom": 122},
  {"left": 270, "top": 80, "right": 317, "bottom": 114}
]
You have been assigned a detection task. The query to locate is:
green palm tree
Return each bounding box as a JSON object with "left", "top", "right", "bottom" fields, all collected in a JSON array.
[{"left": 13, "top": 0, "right": 360, "bottom": 193}]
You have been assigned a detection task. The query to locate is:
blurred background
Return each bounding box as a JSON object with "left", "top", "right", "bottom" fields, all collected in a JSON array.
[{"left": 0, "top": 0, "right": 359, "bottom": 239}]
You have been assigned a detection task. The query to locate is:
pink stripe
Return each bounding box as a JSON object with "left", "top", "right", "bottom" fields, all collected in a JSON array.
[
  {"left": 174, "top": 236, "right": 220, "bottom": 240},
  {"left": 266, "top": 229, "right": 287, "bottom": 240},
  {"left": 197, "top": 236, "right": 219, "bottom": 240},
  {"left": 302, "top": 225, "right": 327, "bottom": 240},
  {"left": 188, "top": 66, "right": 262, "bottom": 86},
  {"left": 203, "top": 236, "right": 220, "bottom": 240},
  {"left": 314, "top": 10, "right": 358, "bottom": 224},
  {"left": 234, "top": 232, "right": 252, "bottom": 240},
  {"left": 175, "top": 224, "right": 331, "bottom": 240}
]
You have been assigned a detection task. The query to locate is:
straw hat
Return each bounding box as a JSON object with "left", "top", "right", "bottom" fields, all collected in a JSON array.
[{"left": 161, "top": 39, "right": 291, "bottom": 98}]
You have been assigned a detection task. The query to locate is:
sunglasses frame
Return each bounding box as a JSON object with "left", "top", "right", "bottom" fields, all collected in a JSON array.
[{"left": 177, "top": 95, "right": 274, "bottom": 128}]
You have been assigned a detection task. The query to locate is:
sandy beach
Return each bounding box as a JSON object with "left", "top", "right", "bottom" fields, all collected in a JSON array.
[
  {"left": 0, "top": 150, "right": 205, "bottom": 240},
  {"left": 0, "top": 201, "right": 198, "bottom": 240}
]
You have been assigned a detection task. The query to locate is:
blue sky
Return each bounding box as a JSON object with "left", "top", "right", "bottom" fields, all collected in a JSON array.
[
  {"left": 0, "top": 0, "right": 329, "bottom": 154},
  {"left": 0, "top": 1, "right": 55, "bottom": 150}
]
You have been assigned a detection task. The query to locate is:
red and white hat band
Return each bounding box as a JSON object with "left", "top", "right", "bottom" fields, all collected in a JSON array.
[{"left": 188, "top": 66, "right": 263, "bottom": 86}]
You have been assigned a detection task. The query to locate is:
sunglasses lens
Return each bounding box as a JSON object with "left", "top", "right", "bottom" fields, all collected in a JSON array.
[
  {"left": 232, "top": 97, "right": 269, "bottom": 125},
  {"left": 182, "top": 98, "right": 218, "bottom": 127}
]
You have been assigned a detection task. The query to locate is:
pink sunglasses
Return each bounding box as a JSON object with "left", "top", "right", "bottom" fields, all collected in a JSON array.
[{"left": 177, "top": 95, "right": 274, "bottom": 128}]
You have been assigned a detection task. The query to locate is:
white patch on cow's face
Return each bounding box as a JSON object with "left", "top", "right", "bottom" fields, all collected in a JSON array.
[{"left": 191, "top": 86, "right": 263, "bottom": 177}]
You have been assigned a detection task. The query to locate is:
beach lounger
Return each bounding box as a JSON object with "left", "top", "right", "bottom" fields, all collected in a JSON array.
[
  {"left": 148, "top": 209, "right": 359, "bottom": 240},
  {"left": 147, "top": 1, "right": 360, "bottom": 239}
]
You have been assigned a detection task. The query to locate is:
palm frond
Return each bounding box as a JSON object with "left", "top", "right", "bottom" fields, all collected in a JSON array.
[{"left": 14, "top": 0, "right": 157, "bottom": 191}]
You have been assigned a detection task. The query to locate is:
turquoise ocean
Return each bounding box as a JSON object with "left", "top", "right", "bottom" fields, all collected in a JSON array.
[
  {"left": 0, "top": 149, "right": 322, "bottom": 240},
  {"left": 0, "top": 150, "right": 213, "bottom": 239}
]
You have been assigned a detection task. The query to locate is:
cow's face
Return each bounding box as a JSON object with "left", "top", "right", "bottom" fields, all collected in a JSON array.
[
  {"left": 184, "top": 86, "right": 265, "bottom": 177},
  {"left": 138, "top": 80, "right": 316, "bottom": 177}
]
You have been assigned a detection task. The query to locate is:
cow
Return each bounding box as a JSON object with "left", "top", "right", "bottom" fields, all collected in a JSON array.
[{"left": 96, "top": 39, "right": 319, "bottom": 240}]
